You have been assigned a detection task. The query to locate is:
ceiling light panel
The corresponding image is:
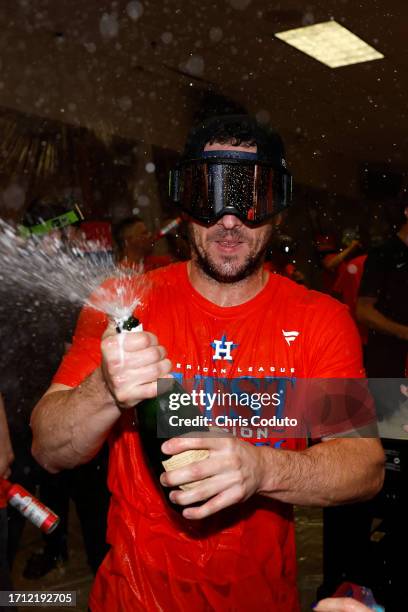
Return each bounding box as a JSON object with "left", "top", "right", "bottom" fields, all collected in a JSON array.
[{"left": 275, "top": 20, "right": 384, "bottom": 68}]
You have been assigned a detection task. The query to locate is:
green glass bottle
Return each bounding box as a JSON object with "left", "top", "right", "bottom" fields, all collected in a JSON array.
[{"left": 117, "top": 316, "right": 209, "bottom": 512}]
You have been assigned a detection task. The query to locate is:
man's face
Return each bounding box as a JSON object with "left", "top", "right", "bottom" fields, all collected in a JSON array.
[
  {"left": 188, "top": 142, "right": 274, "bottom": 283},
  {"left": 123, "top": 221, "right": 153, "bottom": 255}
]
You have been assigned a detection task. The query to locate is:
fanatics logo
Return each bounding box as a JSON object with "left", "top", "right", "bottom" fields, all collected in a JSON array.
[
  {"left": 211, "top": 335, "right": 239, "bottom": 361},
  {"left": 282, "top": 330, "right": 300, "bottom": 346}
]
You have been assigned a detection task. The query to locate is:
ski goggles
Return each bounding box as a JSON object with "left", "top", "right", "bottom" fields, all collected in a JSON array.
[
  {"left": 19, "top": 204, "right": 84, "bottom": 238},
  {"left": 169, "top": 151, "right": 292, "bottom": 225}
]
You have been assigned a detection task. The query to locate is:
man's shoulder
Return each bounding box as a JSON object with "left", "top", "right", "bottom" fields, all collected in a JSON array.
[
  {"left": 368, "top": 236, "right": 398, "bottom": 256},
  {"left": 140, "top": 261, "right": 186, "bottom": 295},
  {"left": 271, "top": 274, "right": 344, "bottom": 314},
  {"left": 366, "top": 236, "right": 407, "bottom": 267},
  {"left": 144, "top": 260, "right": 185, "bottom": 282}
]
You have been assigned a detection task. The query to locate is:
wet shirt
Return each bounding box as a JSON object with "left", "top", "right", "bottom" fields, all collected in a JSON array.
[{"left": 54, "top": 262, "right": 365, "bottom": 612}]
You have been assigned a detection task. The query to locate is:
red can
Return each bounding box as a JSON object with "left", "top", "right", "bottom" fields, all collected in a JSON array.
[
  {"left": 1, "top": 479, "right": 59, "bottom": 534},
  {"left": 154, "top": 217, "right": 182, "bottom": 241}
]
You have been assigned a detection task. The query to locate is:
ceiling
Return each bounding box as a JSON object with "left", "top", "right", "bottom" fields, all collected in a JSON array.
[{"left": 0, "top": 0, "right": 407, "bottom": 197}]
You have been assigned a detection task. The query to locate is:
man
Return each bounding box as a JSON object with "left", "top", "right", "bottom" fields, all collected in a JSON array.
[
  {"left": 112, "top": 216, "right": 173, "bottom": 271},
  {"left": 264, "top": 233, "right": 306, "bottom": 283},
  {"left": 316, "top": 231, "right": 362, "bottom": 296},
  {"left": 357, "top": 205, "right": 408, "bottom": 379},
  {"left": 31, "top": 116, "right": 384, "bottom": 611},
  {"left": 354, "top": 203, "right": 408, "bottom": 609}
]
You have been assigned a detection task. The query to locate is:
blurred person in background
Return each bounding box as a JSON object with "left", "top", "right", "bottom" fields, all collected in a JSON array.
[
  {"left": 320, "top": 207, "right": 408, "bottom": 610},
  {"left": 76, "top": 220, "right": 114, "bottom": 266},
  {"left": 330, "top": 228, "right": 369, "bottom": 349},
  {"left": 357, "top": 205, "right": 408, "bottom": 379},
  {"left": 264, "top": 233, "right": 306, "bottom": 284},
  {"left": 160, "top": 216, "right": 191, "bottom": 261},
  {"left": 316, "top": 231, "right": 363, "bottom": 296},
  {"left": 0, "top": 198, "right": 110, "bottom": 579},
  {"left": 112, "top": 215, "right": 173, "bottom": 271}
]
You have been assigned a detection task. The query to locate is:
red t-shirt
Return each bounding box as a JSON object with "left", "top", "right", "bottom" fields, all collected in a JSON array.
[
  {"left": 144, "top": 254, "right": 174, "bottom": 272},
  {"left": 54, "top": 262, "right": 365, "bottom": 612},
  {"left": 332, "top": 255, "right": 368, "bottom": 344},
  {"left": 120, "top": 255, "right": 174, "bottom": 273}
]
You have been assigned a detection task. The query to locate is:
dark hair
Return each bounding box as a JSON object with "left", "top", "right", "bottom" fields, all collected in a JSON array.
[
  {"left": 183, "top": 115, "right": 286, "bottom": 168},
  {"left": 23, "top": 198, "right": 68, "bottom": 227},
  {"left": 22, "top": 197, "right": 83, "bottom": 230},
  {"left": 206, "top": 117, "right": 257, "bottom": 148},
  {"left": 112, "top": 216, "right": 144, "bottom": 254}
]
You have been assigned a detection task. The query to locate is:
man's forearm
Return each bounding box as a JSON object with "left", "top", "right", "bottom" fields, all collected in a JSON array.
[
  {"left": 31, "top": 368, "right": 121, "bottom": 473},
  {"left": 356, "top": 300, "right": 408, "bottom": 340},
  {"left": 258, "top": 438, "right": 384, "bottom": 506},
  {"left": 323, "top": 244, "right": 356, "bottom": 272}
]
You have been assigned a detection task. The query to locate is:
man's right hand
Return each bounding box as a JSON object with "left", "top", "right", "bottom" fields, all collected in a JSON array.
[
  {"left": 101, "top": 324, "right": 172, "bottom": 409},
  {"left": 349, "top": 239, "right": 361, "bottom": 250}
]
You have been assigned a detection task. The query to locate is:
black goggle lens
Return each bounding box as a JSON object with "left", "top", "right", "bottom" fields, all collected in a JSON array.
[{"left": 170, "top": 160, "right": 291, "bottom": 225}]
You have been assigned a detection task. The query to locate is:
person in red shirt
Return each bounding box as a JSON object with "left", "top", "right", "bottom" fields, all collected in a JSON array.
[
  {"left": 332, "top": 253, "right": 368, "bottom": 345},
  {"left": 316, "top": 232, "right": 362, "bottom": 295},
  {"left": 112, "top": 215, "right": 173, "bottom": 272},
  {"left": 30, "top": 115, "right": 384, "bottom": 611},
  {"left": 264, "top": 234, "right": 306, "bottom": 284}
]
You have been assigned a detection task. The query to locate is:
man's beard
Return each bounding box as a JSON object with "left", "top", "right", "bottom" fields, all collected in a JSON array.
[{"left": 189, "top": 225, "right": 270, "bottom": 284}]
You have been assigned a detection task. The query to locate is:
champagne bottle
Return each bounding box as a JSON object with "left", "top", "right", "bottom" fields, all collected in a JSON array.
[{"left": 117, "top": 316, "right": 209, "bottom": 511}]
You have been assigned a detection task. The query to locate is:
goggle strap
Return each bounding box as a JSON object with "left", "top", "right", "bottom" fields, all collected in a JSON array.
[{"left": 169, "top": 169, "right": 181, "bottom": 202}]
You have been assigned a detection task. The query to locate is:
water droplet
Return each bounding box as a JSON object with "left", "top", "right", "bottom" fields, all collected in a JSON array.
[
  {"left": 161, "top": 31, "right": 173, "bottom": 44},
  {"left": 228, "top": 0, "right": 251, "bottom": 10},
  {"left": 145, "top": 162, "right": 155, "bottom": 173},
  {"left": 256, "top": 109, "right": 271, "bottom": 124},
  {"left": 209, "top": 27, "right": 223, "bottom": 42},
  {"left": 1, "top": 184, "right": 26, "bottom": 210},
  {"left": 84, "top": 41, "right": 96, "bottom": 53},
  {"left": 117, "top": 96, "right": 132, "bottom": 112},
  {"left": 126, "top": 1, "right": 144, "bottom": 21},
  {"left": 138, "top": 195, "right": 150, "bottom": 207},
  {"left": 180, "top": 54, "right": 205, "bottom": 77},
  {"left": 99, "top": 13, "right": 119, "bottom": 39}
]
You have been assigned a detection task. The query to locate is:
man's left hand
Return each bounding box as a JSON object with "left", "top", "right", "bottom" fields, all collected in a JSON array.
[{"left": 160, "top": 434, "right": 266, "bottom": 519}]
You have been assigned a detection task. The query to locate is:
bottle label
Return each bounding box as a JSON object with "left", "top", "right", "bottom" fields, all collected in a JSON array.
[
  {"left": 162, "top": 450, "right": 210, "bottom": 490},
  {"left": 8, "top": 493, "right": 48, "bottom": 529},
  {"left": 129, "top": 323, "right": 143, "bottom": 333}
]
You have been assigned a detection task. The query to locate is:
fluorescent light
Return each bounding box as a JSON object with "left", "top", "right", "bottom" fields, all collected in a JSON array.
[{"left": 275, "top": 20, "right": 384, "bottom": 68}]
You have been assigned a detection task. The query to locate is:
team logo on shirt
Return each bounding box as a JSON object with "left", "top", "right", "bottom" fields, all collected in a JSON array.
[
  {"left": 211, "top": 335, "right": 239, "bottom": 361},
  {"left": 282, "top": 330, "right": 300, "bottom": 346}
]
